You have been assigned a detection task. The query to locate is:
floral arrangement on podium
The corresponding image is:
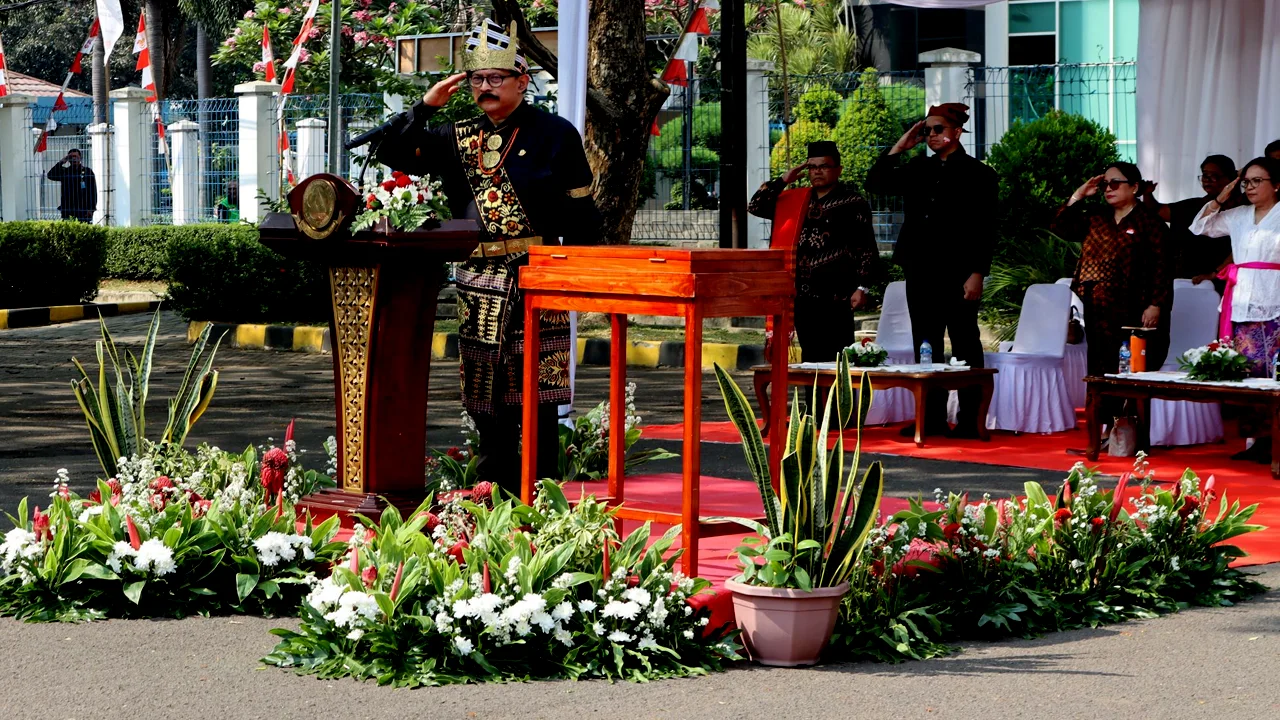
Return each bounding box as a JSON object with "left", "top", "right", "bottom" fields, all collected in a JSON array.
[
  {"left": 843, "top": 338, "right": 888, "bottom": 367},
  {"left": 1177, "top": 338, "right": 1251, "bottom": 382},
  {"left": 264, "top": 481, "right": 739, "bottom": 685},
  {"left": 352, "top": 171, "right": 451, "bottom": 232}
]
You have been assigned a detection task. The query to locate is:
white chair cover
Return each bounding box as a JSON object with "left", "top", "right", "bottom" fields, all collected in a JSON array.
[
  {"left": 1055, "top": 278, "right": 1089, "bottom": 407},
  {"left": 864, "top": 282, "right": 915, "bottom": 424},
  {"left": 983, "top": 284, "right": 1076, "bottom": 433},
  {"left": 1150, "top": 280, "right": 1224, "bottom": 446}
]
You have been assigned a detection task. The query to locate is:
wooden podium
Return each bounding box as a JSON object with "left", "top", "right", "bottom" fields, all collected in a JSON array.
[
  {"left": 518, "top": 246, "right": 793, "bottom": 575},
  {"left": 258, "top": 174, "right": 480, "bottom": 525}
]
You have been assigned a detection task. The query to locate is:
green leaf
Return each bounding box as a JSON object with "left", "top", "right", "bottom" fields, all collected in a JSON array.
[
  {"left": 713, "top": 363, "right": 781, "bottom": 536},
  {"left": 123, "top": 580, "right": 146, "bottom": 604},
  {"left": 235, "top": 572, "right": 259, "bottom": 602}
]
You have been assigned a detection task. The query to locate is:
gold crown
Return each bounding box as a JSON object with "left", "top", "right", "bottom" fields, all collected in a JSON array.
[{"left": 462, "top": 20, "right": 526, "bottom": 73}]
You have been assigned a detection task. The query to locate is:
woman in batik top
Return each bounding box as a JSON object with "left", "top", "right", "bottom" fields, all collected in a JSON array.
[
  {"left": 1053, "top": 162, "right": 1173, "bottom": 422},
  {"left": 1189, "top": 156, "right": 1280, "bottom": 461}
]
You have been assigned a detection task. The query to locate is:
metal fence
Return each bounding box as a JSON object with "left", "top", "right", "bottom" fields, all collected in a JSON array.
[
  {"left": 26, "top": 102, "right": 97, "bottom": 221},
  {"left": 965, "top": 62, "right": 1138, "bottom": 161},
  {"left": 278, "top": 93, "right": 387, "bottom": 190},
  {"left": 635, "top": 76, "right": 722, "bottom": 245},
  {"left": 145, "top": 97, "right": 241, "bottom": 224}
]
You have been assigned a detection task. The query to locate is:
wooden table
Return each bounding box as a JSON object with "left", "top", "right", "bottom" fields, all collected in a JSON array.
[
  {"left": 751, "top": 364, "right": 997, "bottom": 447},
  {"left": 1085, "top": 374, "right": 1280, "bottom": 477},
  {"left": 519, "top": 246, "right": 794, "bottom": 576}
]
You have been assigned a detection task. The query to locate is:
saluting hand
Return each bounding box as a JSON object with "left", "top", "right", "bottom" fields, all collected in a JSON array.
[
  {"left": 1216, "top": 176, "right": 1240, "bottom": 206},
  {"left": 1069, "top": 175, "right": 1107, "bottom": 204},
  {"left": 890, "top": 121, "right": 925, "bottom": 155},
  {"left": 781, "top": 162, "right": 809, "bottom": 184},
  {"left": 424, "top": 72, "right": 468, "bottom": 108}
]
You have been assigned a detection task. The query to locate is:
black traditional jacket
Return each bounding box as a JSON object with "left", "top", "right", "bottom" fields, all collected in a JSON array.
[{"left": 375, "top": 100, "right": 601, "bottom": 245}]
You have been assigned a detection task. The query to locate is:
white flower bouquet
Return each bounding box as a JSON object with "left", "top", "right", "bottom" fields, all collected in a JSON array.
[
  {"left": 843, "top": 337, "right": 889, "bottom": 367},
  {"left": 1177, "top": 337, "right": 1250, "bottom": 382},
  {"left": 352, "top": 171, "right": 451, "bottom": 232}
]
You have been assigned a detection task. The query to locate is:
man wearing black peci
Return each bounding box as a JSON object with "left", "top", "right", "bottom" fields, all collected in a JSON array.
[
  {"left": 866, "top": 102, "right": 997, "bottom": 439},
  {"left": 375, "top": 19, "right": 601, "bottom": 495}
]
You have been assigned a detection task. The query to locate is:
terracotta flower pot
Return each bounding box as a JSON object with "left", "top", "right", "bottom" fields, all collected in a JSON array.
[{"left": 725, "top": 579, "right": 849, "bottom": 667}]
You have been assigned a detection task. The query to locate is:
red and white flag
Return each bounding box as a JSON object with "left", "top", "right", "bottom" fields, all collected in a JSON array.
[
  {"left": 687, "top": 7, "right": 712, "bottom": 35},
  {"left": 0, "top": 35, "right": 10, "bottom": 98},
  {"left": 36, "top": 20, "right": 100, "bottom": 153},
  {"left": 132, "top": 12, "right": 155, "bottom": 99},
  {"left": 262, "top": 25, "right": 276, "bottom": 82},
  {"left": 278, "top": 0, "right": 321, "bottom": 98}
]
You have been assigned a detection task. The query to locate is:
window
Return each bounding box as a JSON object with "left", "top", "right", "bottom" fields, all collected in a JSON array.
[{"left": 1009, "top": 36, "right": 1056, "bottom": 65}]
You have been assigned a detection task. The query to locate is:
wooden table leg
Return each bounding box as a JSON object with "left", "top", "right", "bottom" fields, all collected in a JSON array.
[
  {"left": 1271, "top": 400, "right": 1280, "bottom": 479},
  {"left": 1085, "top": 384, "right": 1101, "bottom": 461},
  {"left": 1136, "top": 397, "right": 1151, "bottom": 453},
  {"left": 768, "top": 312, "right": 789, "bottom": 492},
  {"left": 608, "top": 314, "right": 627, "bottom": 500},
  {"left": 754, "top": 370, "right": 772, "bottom": 435},
  {"left": 913, "top": 383, "right": 927, "bottom": 448},
  {"left": 520, "top": 298, "right": 541, "bottom": 505},
  {"left": 682, "top": 305, "right": 702, "bottom": 577},
  {"left": 976, "top": 377, "right": 993, "bottom": 441}
]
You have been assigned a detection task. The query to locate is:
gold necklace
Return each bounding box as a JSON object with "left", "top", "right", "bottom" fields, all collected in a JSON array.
[{"left": 478, "top": 128, "right": 520, "bottom": 175}]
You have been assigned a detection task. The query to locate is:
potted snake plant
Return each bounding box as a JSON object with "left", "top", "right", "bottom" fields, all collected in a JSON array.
[{"left": 713, "top": 355, "right": 883, "bottom": 667}]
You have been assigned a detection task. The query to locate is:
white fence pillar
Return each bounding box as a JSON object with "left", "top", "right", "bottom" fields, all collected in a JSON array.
[
  {"left": 920, "top": 48, "right": 982, "bottom": 156},
  {"left": 346, "top": 118, "right": 377, "bottom": 184},
  {"left": 109, "top": 87, "right": 153, "bottom": 227},
  {"left": 88, "top": 123, "right": 113, "bottom": 225},
  {"left": 746, "top": 59, "right": 774, "bottom": 249},
  {"left": 169, "top": 120, "right": 200, "bottom": 225},
  {"left": 296, "top": 118, "right": 326, "bottom": 181},
  {"left": 0, "top": 93, "right": 36, "bottom": 221},
  {"left": 236, "top": 81, "right": 279, "bottom": 223}
]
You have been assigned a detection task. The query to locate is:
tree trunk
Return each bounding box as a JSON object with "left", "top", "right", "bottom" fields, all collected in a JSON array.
[
  {"left": 196, "top": 25, "right": 212, "bottom": 100},
  {"left": 92, "top": 32, "right": 109, "bottom": 124},
  {"left": 584, "top": 1, "right": 670, "bottom": 244},
  {"left": 144, "top": 1, "right": 165, "bottom": 99},
  {"left": 491, "top": 0, "right": 669, "bottom": 245}
]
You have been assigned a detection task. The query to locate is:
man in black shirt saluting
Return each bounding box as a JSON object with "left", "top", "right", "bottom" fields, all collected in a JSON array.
[{"left": 46, "top": 148, "right": 97, "bottom": 222}]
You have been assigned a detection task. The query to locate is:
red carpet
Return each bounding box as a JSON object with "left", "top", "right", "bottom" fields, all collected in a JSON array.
[{"left": 643, "top": 420, "right": 1280, "bottom": 568}]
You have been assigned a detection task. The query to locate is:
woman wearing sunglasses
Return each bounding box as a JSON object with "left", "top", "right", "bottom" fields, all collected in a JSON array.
[
  {"left": 1053, "top": 163, "right": 1174, "bottom": 431},
  {"left": 1189, "top": 157, "right": 1280, "bottom": 462}
]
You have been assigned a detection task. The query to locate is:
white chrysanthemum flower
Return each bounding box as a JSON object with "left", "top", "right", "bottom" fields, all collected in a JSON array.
[
  {"left": 346, "top": 629, "right": 364, "bottom": 641},
  {"left": 307, "top": 576, "right": 344, "bottom": 612},
  {"left": 554, "top": 627, "right": 574, "bottom": 647},
  {"left": 601, "top": 600, "right": 641, "bottom": 620},
  {"left": 454, "top": 636, "right": 474, "bottom": 655},
  {"left": 551, "top": 601, "right": 574, "bottom": 622},
  {"left": 682, "top": 629, "right": 695, "bottom": 640},
  {"left": 77, "top": 505, "right": 105, "bottom": 523},
  {"left": 0, "top": 528, "right": 41, "bottom": 574},
  {"left": 623, "top": 587, "right": 652, "bottom": 606},
  {"left": 592, "top": 622, "right": 606, "bottom": 635},
  {"left": 132, "top": 538, "right": 176, "bottom": 576},
  {"left": 607, "top": 630, "right": 633, "bottom": 643},
  {"left": 637, "top": 635, "right": 659, "bottom": 651},
  {"left": 578, "top": 599, "right": 597, "bottom": 613}
]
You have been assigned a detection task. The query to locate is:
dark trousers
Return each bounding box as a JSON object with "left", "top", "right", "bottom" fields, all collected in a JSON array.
[
  {"left": 60, "top": 210, "right": 91, "bottom": 223},
  {"left": 795, "top": 297, "right": 855, "bottom": 363},
  {"left": 1081, "top": 297, "right": 1169, "bottom": 423},
  {"left": 905, "top": 276, "right": 985, "bottom": 430},
  {"left": 473, "top": 402, "right": 561, "bottom": 498}
]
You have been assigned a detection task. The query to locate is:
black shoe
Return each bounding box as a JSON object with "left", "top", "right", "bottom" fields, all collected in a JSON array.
[{"left": 1231, "top": 439, "right": 1272, "bottom": 464}]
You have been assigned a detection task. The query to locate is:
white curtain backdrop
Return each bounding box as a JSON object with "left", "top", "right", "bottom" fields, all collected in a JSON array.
[
  {"left": 557, "top": 0, "right": 589, "bottom": 414},
  {"left": 1138, "top": 0, "right": 1280, "bottom": 201}
]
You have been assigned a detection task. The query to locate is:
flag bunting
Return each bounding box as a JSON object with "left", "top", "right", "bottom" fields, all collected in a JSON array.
[{"left": 36, "top": 20, "right": 99, "bottom": 153}]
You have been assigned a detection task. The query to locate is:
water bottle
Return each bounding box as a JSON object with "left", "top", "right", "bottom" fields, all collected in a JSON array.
[
  {"left": 919, "top": 341, "right": 933, "bottom": 368},
  {"left": 1118, "top": 342, "right": 1131, "bottom": 374}
]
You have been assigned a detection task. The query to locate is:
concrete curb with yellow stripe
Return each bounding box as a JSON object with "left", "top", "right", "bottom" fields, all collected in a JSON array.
[
  {"left": 187, "top": 321, "right": 766, "bottom": 371},
  {"left": 0, "top": 301, "right": 162, "bottom": 331}
]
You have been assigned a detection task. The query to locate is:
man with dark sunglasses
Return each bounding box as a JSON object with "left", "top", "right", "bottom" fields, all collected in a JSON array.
[
  {"left": 748, "top": 141, "right": 879, "bottom": 362},
  {"left": 375, "top": 19, "right": 601, "bottom": 494},
  {"left": 867, "top": 102, "right": 998, "bottom": 439}
]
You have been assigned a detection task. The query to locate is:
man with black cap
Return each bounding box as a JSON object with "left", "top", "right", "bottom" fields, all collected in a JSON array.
[
  {"left": 867, "top": 103, "right": 997, "bottom": 439},
  {"left": 748, "top": 140, "right": 878, "bottom": 362},
  {"left": 374, "top": 19, "right": 602, "bottom": 494}
]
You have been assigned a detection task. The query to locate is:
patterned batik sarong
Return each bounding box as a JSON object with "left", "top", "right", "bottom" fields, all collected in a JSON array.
[
  {"left": 1233, "top": 319, "right": 1280, "bottom": 378},
  {"left": 453, "top": 119, "right": 571, "bottom": 416}
]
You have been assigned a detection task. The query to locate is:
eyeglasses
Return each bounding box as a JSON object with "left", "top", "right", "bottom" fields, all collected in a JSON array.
[
  {"left": 1198, "top": 174, "right": 1228, "bottom": 182},
  {"left": 468, "top": 72, "right": 518, "bottom": 88},
  {"left": 920, "top": 124, "right": 951, "bottom": 136},
  {"left": 1098, "top": 179, "right": 1136, "bottom": 191},
  {"left": 1241, "top": 177, "right": 1275, "bottom": 189},
  {"left": 808, "top": 163, "right": 837, "bottom": 171}
]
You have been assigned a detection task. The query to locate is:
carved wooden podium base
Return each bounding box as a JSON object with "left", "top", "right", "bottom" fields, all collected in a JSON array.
[{"left": 258, "top": 174, "right": 480, "bottom": 527}]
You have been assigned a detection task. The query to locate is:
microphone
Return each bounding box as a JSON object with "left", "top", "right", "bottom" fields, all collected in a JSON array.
[{"left": 344, "top": 114, "right": 408, "bottom": 151}]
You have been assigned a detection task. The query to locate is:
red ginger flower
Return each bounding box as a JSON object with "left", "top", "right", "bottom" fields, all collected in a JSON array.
[
  {"left": 420, "top": 512, "right": 441, "bottom": 533},
  {"left": 1090, "top": 517, "right": 1105, "bottom": 533},
  {"left": 389, "top": 561, "right": 405, "bottom": 602},
  {"left": 88, "top": 489, "right": 102, "bottom": 504},
  {"left": 261, "top": 447, "right": 290, "bottom": 502},
  {"left": 447, "top": 540, "right": 469, "bottom": 565},
  {"left": 32, "top": 507, "right": 51, "bottom": 542},
  {"left": 891, "top": 538, "right": 941, "bottom": 579},
  {"left": 1053, "top": 507, "right": 1073, "bottom": 527},
  {"left": 942, "top": 522, "right": 962, "bottom": 542},
  {"left": 1179, "top": 495, "right": 1200, "bottom": 519},
  {"left": 471, "top": 481, "right": 494, "bottom": 505},
  {"left": 150, "top": 476, "right": 174, "bottom": 492},
  {"left": 125, "top": 514, "right": 142, "bottom": 551},
  {"left": 361, "top": 565, "right": 378, "bottom": 588}
]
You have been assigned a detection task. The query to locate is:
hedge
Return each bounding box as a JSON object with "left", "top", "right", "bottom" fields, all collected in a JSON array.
[
  {"left": 0, "top": 221, "right": 105, "bottom": 308},
  {"left": 103, "top": 226, "right": 177, "bottom": 280},
  {"left": 164, "top": 224, "right": 330, "bottom": 324}
]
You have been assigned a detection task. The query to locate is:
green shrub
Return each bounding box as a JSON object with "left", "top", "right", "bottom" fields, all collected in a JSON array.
[
  {"left": 986, "top": 110, "right": 1121, "bottom": 260},
  {"left": 652, "top": 102, "right": 721, "bottom": 154},
  {"left": 103, "top": 226, "right": 174, "bottom": 280},
  {"left": 794, "top": 84, "right": 841, "bottom": 127},
  {"left": 664, "top": 180, "right": 719, "bottom": 210},
  {"left": 833, "top": 70, "right": 899, "bottom": 194},
  {"left": 165, "top": 224, "right": 329, "bottom": 323},
  {"left": 652, "top": 145, "right": 720, "bottom": 174},
  {"left": 0, "top": 221, "right": 104, "bottom": 307}
]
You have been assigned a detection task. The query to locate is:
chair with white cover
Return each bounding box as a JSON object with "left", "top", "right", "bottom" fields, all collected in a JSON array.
[
  {"left": 1055, "top": 277, "right": 1089, "bottom": 408},
  {"left": 983, "top": 284, "right": 1077, "bottom": 433},
  {"left": 1149, "top": 280, "right": 1224, "bottom": 446},
  {"left": 864, "top": 281, "right": 915, "bottom": 424}
]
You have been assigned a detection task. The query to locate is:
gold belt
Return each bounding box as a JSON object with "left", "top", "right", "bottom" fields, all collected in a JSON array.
[{"left": 471, "top": 236, "right": 543, "bottom": 258}]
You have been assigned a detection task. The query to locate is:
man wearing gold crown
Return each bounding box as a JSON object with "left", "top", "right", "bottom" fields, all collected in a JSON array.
[{"left": 376, "top": 19, "right": 601, "bottom": 493}]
